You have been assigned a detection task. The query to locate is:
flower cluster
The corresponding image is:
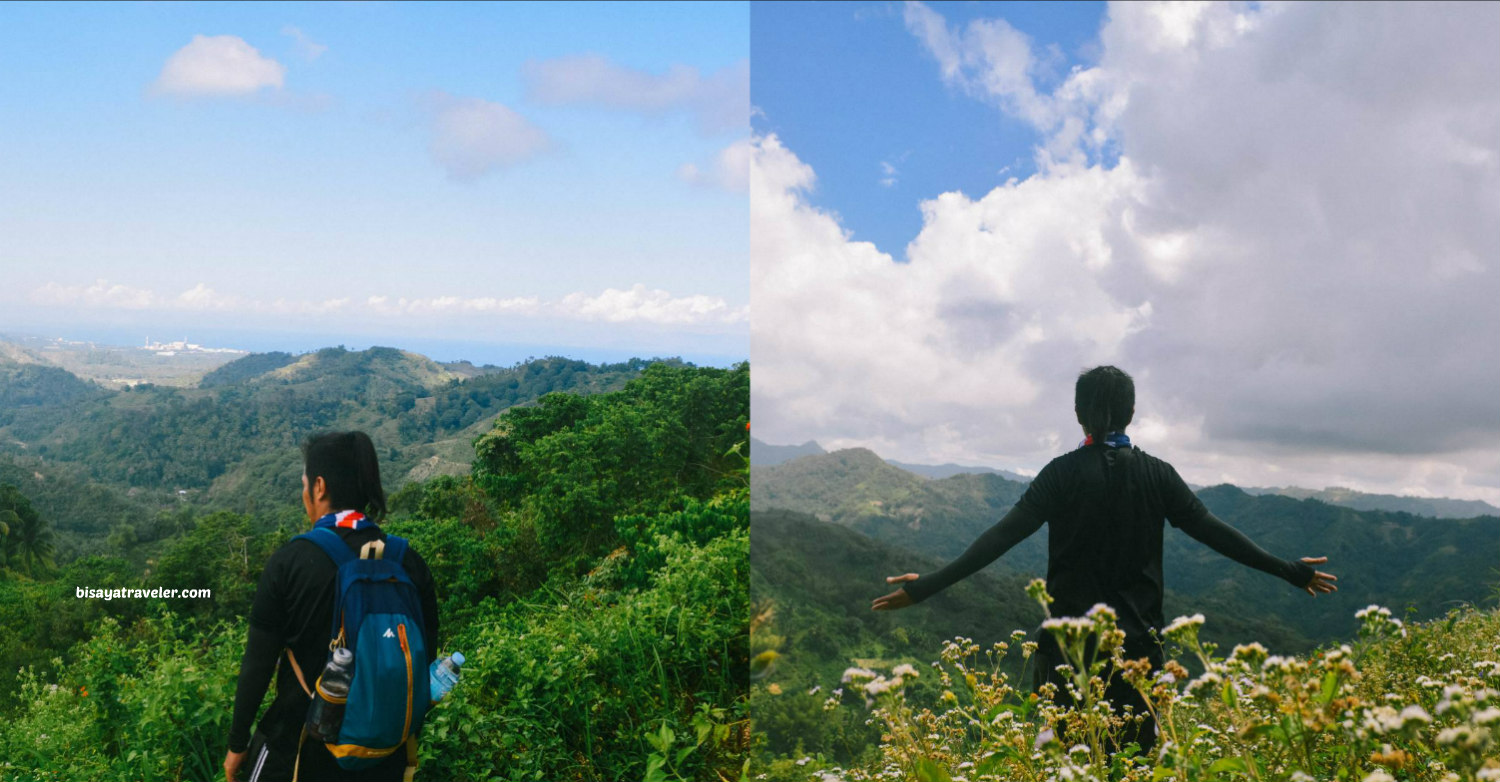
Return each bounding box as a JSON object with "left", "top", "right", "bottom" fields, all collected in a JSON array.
[{"left": 797, "top": 585, "right": 1500, "bottom": 782}]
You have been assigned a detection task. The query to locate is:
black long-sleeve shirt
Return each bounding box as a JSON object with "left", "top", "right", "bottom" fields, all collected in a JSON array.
[
  {"left": 903, "top": 444, "right": 1313, "bottom": 653},
  {"left": 228, "top": 524, "right": 440, "bottom": 754}
]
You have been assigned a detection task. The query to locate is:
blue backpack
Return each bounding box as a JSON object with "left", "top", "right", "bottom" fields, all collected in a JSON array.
[{"left": 291, "top": 527, "right": 430, "bottom": 781}]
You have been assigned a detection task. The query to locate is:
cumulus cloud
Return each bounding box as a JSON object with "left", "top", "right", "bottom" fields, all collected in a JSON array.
[
  {"left": 524, "top": 55, "right": 749, "bottom": 135},
  {"left": 421, "top": 91, "right": 553, "bottom": 181},
  {"left": 752, "top": 135, "right": 1150, "bottom": 465},
  {"left": 29, "top": 281, "right": 740, "bottom": 327},
  {"left": 754, "top": 1, "right": 1500, "bottom": 502},
  {"left": 678, "top": 138, "right": 753, "bottom": 192},
  {"left": 152, "top": 35, "right": 286, "bottom": 97}
]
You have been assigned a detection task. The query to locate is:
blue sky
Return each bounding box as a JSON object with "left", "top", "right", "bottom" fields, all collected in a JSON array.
[
  {"left": 750, "top": 1, "right": 1500, "bottom": 503},
  {"left": 0, "top": 1, "right": 748, "bottom": 365},
  {"left": 752, "top": 1, "right": 1106, "bottom": 259}
]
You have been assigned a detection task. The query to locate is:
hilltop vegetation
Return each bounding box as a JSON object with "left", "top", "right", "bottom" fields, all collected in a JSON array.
[
  {"left": 0, "top": 348, "right": 667, "bottom": 563},
  {"left": 0, "top": 360, "right": 750, "bottom": 781}
]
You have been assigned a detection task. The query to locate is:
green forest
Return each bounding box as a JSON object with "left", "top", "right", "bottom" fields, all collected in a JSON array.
[
  {"left": 0, "top": 348, "right": 749, "bottom": 781},
  {"left": 749, "top": 448, "right": 1500, "bottom": 779}
]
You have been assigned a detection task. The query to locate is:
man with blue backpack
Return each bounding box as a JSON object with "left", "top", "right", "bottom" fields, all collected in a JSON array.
[{"left": 225, "top": 432, "right": 441, "bottom": 782}]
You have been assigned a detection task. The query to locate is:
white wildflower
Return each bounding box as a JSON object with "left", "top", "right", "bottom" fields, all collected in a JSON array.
[
  {"left": 1399, "top": 705, "right": 1433, "bottom": 726},
  {"left": 1231, "top": 642, "right": 1269, "bottom": 662},
  {"left": 841, "top": 667, "right": 877, "bottom": 684},
  {"left": 1086, "top": 603, "right": 1117, "bottom": 621},
  {"left": 1164, "top": 614, "right": 1206, "bottom": 635}
]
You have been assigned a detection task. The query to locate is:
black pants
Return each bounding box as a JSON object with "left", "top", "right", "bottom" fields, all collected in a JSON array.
[
  {"left": 243, "top": 731, "right": 409, "bottom": 782},
  {"left": 1034, "top": 639, "right": 1159, "bottom": 755}
]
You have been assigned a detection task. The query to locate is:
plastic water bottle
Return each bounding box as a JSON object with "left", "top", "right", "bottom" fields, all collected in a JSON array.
[
  {"left": 429, "top": 651, "right": 465, "bottom": 704},
  {"left": 305, "top": 647, "right": 354, "bottom": 742}
]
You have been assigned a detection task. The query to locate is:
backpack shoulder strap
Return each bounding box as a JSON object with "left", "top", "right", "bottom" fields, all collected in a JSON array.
[
  {"left": 380, "top": 534, "right": 410, "bottom": 568},
  {"left": 284, "top": 648, "right": 313, "bottom": 698},
  {"left": 293, "top": 527, "right": 356, "bottom": 568}
]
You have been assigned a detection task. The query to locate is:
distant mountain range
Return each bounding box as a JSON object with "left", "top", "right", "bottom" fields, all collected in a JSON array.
[
  {"left": 753, "top": 446, "right": 1500, "bottom": 650},
  {"left": 750, "top": 438, "right": 828, "bottom": 466},
  {"left": 751, "top": 437, "right": 1498, "bottom": 519},
  {"left": 1240, "top": 485, "right": 1499, "bottom": 519},
  {"left": 0, "top": 342, "right": 676, "bottom": 561}
]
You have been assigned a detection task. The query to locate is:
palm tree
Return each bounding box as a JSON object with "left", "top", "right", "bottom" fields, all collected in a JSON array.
[
  {"left": 0, "top": 484, "right": 53, "bottom": 576},
  {"left": 0, "top": 507, "right": 13, "bottom": 570}
]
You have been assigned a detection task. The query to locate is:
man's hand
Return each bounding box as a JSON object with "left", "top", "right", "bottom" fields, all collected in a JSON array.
[
  {"left": 1301, "top": 556, "right": 1338, "bottom": 597},
  {"left": 872, "top": 573, "right": 919, "bottom": 611},
  {"left": 224, "top": 749, "right": 246, "bottom": 782}
]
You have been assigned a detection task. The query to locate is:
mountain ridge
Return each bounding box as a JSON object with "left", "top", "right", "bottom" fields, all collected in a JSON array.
[
  {"left": 753, "top": 439, "right": 1496, "bottom": 519},
  {"left": 0, "top": 346, "right": 686, "bottom": 562},
  {"left": 753, "top": 446, "right": 1500, "bottom": 647}
]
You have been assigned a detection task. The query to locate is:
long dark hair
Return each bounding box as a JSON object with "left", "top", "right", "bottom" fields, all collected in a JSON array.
[
  {"left": 301, "top": 431, "right": 387, "bottom": 521},
  {"left": 1074, "top": 366, "right": 1135, "bottom": 439}
]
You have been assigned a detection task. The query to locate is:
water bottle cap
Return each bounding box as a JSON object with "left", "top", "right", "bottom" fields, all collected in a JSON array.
[
  {"left": 451, "top": 651, "right": 465, "bottom": 666},
  {"left": 332, "top": 647, "right": 354, "bottom": 666}
]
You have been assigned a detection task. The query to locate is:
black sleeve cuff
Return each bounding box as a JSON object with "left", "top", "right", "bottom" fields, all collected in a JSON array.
[
  {"left": 1284, "top": 559, "right": 1315, "bottom": 589},
  {"left": 902, "top": 575, "right": 935, "bottom": 604}
]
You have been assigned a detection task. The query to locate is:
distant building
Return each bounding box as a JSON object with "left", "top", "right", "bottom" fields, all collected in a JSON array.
[{"left": 142, "top": 336, "right": 244, "bottom": 355}]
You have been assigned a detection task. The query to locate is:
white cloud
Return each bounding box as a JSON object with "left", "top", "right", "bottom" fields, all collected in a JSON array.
[
  {"left": 281, "top": 25, "right": 327, "bottom": 61},
  {"left": 421, "top": 91, "right": 553, "bottom": 181},
  {"left": 174, "top": 283, "right": 239, "bottom": 310},
  {"left": 559, "top": 284, "right": 746, "bottom": 325},
  {"left": 752, "top": 134, "right": 1149, "bottom": 465},
  {"left": 31, "top": 279, "right": 158, "bottom": 310},
  {"left": 28, "top": 281, "right": 737, "bottom": 327},
  {"left": 903, "top": 2, "right": 1056, "bottom": 130},
  {"left": 678, "top": 138, "right": 753, "bottom": 192},
  {"left": 152, "top": 35, "right": 286, "bottom": 97},
  {"left": 755, "top": 1, "right": 1500, "bottom": 503},
  {"left": 364, "top": 295, "right": 541, "bottom": 317},
  {"left": 525, "top": 55, "right": 749, "bottom": 135}
]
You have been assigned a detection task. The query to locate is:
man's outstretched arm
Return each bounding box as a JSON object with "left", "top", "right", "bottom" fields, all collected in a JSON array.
[
  {"left": 1172, "top": 508, "right": 1317, "bottom": 586},
  {"left": 1164, "top": 471, "right": 1337, "bottom": 595},
  {"left": 872, "top": 502, "right": 1044, "bottom": 610},
  {"left": 1152, "top": 462, "right": 1344, "bottom": 591}
]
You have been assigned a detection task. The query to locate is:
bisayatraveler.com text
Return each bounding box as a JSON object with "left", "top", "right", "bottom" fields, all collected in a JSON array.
[{"left": 76, "top": 587, "right": 212, "bottom": 601}]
